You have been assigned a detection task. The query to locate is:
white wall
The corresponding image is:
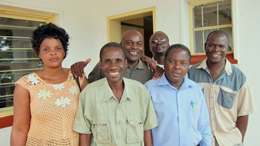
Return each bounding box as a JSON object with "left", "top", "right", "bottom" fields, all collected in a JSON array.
[
  {"left": 1, "top": 0, "right": 259, "bottom": 145},
  {"left": 235, "top": 0, "right": 260, "bottom": 145}
]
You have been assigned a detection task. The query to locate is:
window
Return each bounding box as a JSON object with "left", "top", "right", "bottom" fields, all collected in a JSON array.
[
  {"left": 189, "top": 0, "right": 233, "bottom": 54},
  {"left": 0, "top": 5, "right": 55, "bottom": 121}
]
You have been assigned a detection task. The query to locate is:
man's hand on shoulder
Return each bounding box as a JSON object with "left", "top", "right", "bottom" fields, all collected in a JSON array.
[
  {"left": 71, "top": 58, "right": 91, "bottom": 78},
  {"left": 153, "top": 65, "right": 164, "bottom": 80},
  {"left": 140, "top": 55, "right": 157, "bottom": 72}
]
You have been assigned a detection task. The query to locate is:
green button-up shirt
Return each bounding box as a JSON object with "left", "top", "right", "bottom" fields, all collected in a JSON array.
[{"left": 73, "top": 78, "right": 158, "bottom": 146}]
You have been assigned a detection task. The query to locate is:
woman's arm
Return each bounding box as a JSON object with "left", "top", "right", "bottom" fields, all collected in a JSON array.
[{"left": 11, "top": 85, "right": 31, "bottom": 146}]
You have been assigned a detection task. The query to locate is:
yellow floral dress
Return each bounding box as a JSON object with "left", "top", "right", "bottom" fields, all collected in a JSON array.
[{"left": 15, "top": 70, "right": 83, "bottom": 146}]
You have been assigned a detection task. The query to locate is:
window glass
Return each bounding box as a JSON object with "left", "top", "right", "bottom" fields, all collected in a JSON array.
[
  {"left": 194, "top": 30, "right": 204, "bottom": 53},
  {"left": 193, "top": 5, "right": 203, "bottom": 28},
  {"left": 190, "top": 0, "right": 232, "bottom": 54},
  {"left": 0, "top": 17, "right": 45, "bottom": 108},
  {"left": 218, "top": 1, "right": 232, "bottom": 25}
]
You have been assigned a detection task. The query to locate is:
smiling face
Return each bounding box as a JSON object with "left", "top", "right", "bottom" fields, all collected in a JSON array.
[
  {"left": 99, "top": 46, "right": 127, "bottom": 84},
  {"left": 149, "top": 32, "right": 170, "bottom": 56},
  {"left": 164, "top": 48, "right": 190, "bottom": 89},
  {"left": 205, "top": 33, "right": 230, "bottom": 65},
  {"left": 120, "top": 30, "right": 143, "bottom": 63},
  {"left": 39, "top": 38, "right": 65, "bottom": 68}
]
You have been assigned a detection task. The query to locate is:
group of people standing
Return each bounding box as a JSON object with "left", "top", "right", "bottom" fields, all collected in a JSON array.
[{"left": 11, "top": 23, "right": 255, "bottom": 146}]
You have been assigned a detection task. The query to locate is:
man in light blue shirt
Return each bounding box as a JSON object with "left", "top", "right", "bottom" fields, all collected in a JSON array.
[{"left": 145, "top": 44, "right": 212, "bottom": 146}]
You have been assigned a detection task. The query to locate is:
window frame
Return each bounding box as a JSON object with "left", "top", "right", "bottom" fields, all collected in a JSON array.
[
  {"left": 188, "top": 0, "right": 237, "bottom": 64},
  {"left": 0, "top": 5, "right": 55, "bottom": 128}
]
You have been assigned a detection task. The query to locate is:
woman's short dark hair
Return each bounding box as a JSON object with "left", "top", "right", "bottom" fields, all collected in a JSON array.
[{"left": 31, "top": 23, "right": 69, "bottom": 59}]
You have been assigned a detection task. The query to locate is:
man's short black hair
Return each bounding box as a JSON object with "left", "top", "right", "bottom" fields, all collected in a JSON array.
[
  {"left": 165, "top": 44, "right": 191, "bottom": 62},
  {"left": 99, "top": 42, "right": 127, "bottom": 60},
  {"left": 206, "top": 30, "right": 229, "bottom": 44},
  {"left": 31, "top": 23, "right": 69, "bottom": 59}
]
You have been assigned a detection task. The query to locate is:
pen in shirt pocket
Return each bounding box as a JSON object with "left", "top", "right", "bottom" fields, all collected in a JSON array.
[{"left": 191, "top": 100, "right": 195, "bottom": 110}]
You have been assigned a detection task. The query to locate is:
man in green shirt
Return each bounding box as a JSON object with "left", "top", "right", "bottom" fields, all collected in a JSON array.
[{"left": 73, "top": 42, "right": 158, "bottom": 146}]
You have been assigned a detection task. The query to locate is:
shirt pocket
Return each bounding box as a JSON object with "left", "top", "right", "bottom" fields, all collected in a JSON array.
[
  {"left": 217, "top": 87, "right": 237, "bottom": 109},
  {"left": 92, "top": 115, "right": 111, "bottom": 143},
  {"left": 126, "top": 114, "right": 144, "bottom": 144}
]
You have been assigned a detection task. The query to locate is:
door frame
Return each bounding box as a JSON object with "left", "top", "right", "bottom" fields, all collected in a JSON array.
[{"left": 107, "top": 7, "right": 157, "bottom": 43}]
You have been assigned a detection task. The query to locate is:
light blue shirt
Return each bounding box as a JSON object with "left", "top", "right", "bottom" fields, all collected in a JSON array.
[{"left": 144, "top": 74, "right": 212, "bottom": 146}]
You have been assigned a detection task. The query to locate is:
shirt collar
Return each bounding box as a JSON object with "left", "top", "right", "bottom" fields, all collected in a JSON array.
[
  {"left": 181, "top": 76, "right": 192, "bottom": 89},
  {"left": 196, "top": 59, "right": 208, "bottom": 69},
  {"left": 102, "top": 78, "right": 131, "bottom": 102},
  {"left": 152, "top": 57, "right": 164, "bottom": 68},
  {"left": 128, "top": 59, "right": 144, "bottom": 70},
  {"left": 224, "top": 59, "right": 232, "bottom": 75},
  {"left": 196, "top": 58, "right": 232, "bottom": 75},
  {"left": 157, "top": 73, "right": 169, "bottom": 86},
  {"left": 158, "top": 73, "right": 192, "bottom": 90}
]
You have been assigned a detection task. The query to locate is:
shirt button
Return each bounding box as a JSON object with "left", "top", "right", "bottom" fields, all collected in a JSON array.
[
  {"left": 211, "top": 96, "right": 213, "bottom": 98},
  {"left": 210, "top": 107, "right": 213, "bottom": 110},
  {"left": 212, "top": 119, "right": 214, "bottom": 121}
]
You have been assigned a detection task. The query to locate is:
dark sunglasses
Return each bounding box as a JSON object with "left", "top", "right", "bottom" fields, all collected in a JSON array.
[{"left": 151, "top": 38, "right": 167, "bottom": 44}]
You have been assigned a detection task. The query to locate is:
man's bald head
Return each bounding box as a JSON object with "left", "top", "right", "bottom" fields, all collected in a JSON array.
[
  {"left": 120, "top": 29, "right": 144, "bottom": 64},
  {"left": 121, "top": 29, "right": 144, "bottom": 43}
]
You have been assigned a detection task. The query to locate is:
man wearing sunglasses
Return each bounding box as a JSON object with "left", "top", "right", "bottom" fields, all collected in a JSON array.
[{"left": 147, "top": 31, "right": 170, "bottom": 68}]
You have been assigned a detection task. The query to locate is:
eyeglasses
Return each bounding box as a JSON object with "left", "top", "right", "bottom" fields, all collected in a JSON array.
[{"left": 151, "top": 38, "right": 167, "bottom": 44}]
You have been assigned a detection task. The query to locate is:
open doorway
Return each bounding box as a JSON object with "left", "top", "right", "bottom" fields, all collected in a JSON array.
[{"left": 107, "top": 7, "right": 156, "bottom": 57}]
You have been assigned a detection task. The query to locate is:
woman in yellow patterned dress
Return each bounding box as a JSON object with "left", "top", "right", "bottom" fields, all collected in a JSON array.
[{"left": 11, "top": 23, "right": 89, "bottom": 146}]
